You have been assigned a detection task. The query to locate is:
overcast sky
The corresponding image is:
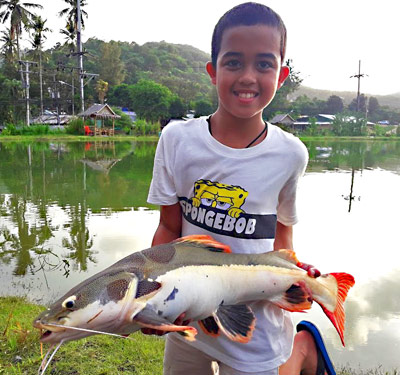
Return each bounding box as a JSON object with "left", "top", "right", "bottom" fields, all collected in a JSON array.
[{"left": 8, "top": 0, "right": 400, "bottom": 96}]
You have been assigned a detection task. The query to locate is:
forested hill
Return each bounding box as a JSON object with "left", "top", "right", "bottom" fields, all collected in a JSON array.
[
  {"left": 291, "top": 86, "right": 400, "bottom": 110},
  {"left": 77, "top": 38, "right": 213, "bottom": 103}
]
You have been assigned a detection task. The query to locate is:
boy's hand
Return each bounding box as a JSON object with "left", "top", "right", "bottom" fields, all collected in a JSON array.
[
  {"left": 297, "top": 262, "right": 321, "bottom": 278},
  {"left": 140, "top": 313, "right": 191, "bottom": 336}
]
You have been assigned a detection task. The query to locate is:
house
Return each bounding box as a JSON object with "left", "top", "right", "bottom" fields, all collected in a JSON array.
[
  {"left": 293, "top": 114, "right": 335, "bottom": 131},
  {"left": 79, "top": 104, "right": 121, "bottom": 136},
  {"left": 121, "top": 108, "right": 137, "bottom": 122},
  {"left": 269, "top": 113, "right": 295, "bottom": 127}
]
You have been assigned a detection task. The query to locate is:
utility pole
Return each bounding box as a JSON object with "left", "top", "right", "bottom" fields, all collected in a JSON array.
[
  {"left": 77, "top": 0, "right": 85, "bottom": 112},
  {"left": 350, "top": 60, "right": 368, "bottom": 112},
  {"left": 19, "top": 60, "right": 38, "bottom": 126}
]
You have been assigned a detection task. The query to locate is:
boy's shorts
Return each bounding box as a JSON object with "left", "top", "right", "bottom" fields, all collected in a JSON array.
[{"left": 164, "top": 334, "right": 278, "bottom": 375}]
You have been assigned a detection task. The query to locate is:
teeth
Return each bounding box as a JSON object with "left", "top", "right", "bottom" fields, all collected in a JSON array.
[{"left": 238, "top": 92, "right": 256, "bottom": 99}]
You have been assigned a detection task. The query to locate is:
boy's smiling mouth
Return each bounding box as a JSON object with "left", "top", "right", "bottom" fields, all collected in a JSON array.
[{"left": 234, "top": 91, "right": 258, "bottom": 99}]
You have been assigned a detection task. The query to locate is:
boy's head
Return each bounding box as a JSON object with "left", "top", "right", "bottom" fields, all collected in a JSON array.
[{"left": 211, "top": 2, "right": 287, "bottom": 68}]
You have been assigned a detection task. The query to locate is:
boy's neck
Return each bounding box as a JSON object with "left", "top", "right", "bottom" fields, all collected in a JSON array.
[{"left": 209, "top": 111, "right": 267, "bottom": 149}]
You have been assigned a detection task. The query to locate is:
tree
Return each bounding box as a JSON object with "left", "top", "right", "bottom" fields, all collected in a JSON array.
[
  {"left": 0, "top": 0, "right": 43, "bottom": 62},
  {"left": 325, "top": 95, "right": 344, "bottom": 114},
  {"left": 98, "top": 41, "right": 125, "bottom": 86},
  {"left": 59, "top": 19, "right": 76, "bottom": 49},
  {"left": 169, "top": 96, "right": 186, "bottom": 118},
  {"left": 194, "top": 99, "right": 213, "bottom": 117},
  {"left": 0, "top": 27, "right": 15, "bottom": 61},
  {"left": 130, "top": 79, "right": 173, "bottom": 123},
  {"left": 107, "top": 83, "right": 134, "bottom": 108},
  {"left": 29, "top": 15, "right": 50, "bottom": 115},
  {"left": 95, "top": 79, "right": 108, "bottom": 104},
  {"left": 58, "top": 0, "right": 88, "bottom": 30},
  {"left": 368, "top": 97, "right": 380, "bottom": 118},
  {"left": 348, "top": 94, "right": 367, "bottom": 113}
]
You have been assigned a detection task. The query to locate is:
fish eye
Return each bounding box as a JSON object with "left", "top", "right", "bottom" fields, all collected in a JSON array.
[{"left": 62, "top": 296, "right": 77, "bottom": 309}]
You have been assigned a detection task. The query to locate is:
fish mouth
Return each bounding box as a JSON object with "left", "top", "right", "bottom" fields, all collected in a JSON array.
[{"left": 33, "top": 320, "right": 67, "bottom": 341}]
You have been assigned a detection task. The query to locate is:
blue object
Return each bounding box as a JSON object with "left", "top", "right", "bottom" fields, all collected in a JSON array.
[{"left": 296, "top": 320, "right": 336, "bottom": 375}]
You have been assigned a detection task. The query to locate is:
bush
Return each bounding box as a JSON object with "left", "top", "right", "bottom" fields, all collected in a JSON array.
[
  {"left": 132, "top": 119, "right": 159, "bottom": 136},
  {"left": 66, "top": 118, "right": 85, "bottom": 135},
  {"left": 0, "top": 123, "right": 64, "bottom": 136}
]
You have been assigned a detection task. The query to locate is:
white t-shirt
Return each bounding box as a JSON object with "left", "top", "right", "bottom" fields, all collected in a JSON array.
[{"left": 147, "top": 117, "right": 308, "bottom": 372}]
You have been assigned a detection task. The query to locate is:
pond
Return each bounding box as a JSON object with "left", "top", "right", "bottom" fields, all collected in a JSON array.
[{"left": 0, "top": 138, "right": 400, "bottom": 371}]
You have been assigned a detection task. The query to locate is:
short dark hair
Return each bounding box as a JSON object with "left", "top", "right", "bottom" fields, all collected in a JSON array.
[{"left": 211, "top": 2, "right": 287, "bottom": 67}]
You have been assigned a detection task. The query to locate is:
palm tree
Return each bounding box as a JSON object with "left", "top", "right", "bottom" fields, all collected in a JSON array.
[
  {"left": 59, "top": 19, "right": 76, "bottom": 50},
  {"left": 29, "top": 14, "right": 50, "bottom": 115},
  {"left": 58, "top": 0, "right": 88, "bottom": 31},
  {"left": 0, "top": 0, "right": 43, "bottom": 61},
  {"left": 0, "top": 27, "right": 16, "bottom": 61}
]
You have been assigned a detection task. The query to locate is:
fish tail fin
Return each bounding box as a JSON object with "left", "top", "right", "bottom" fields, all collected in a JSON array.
[
  {"left": 174, "top": 235, "right": 232, "bottom": 253},
  {"left": 317, "top": 272, "right": 355, "bottom": 346}
]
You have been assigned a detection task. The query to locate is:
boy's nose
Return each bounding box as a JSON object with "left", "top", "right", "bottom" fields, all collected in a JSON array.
[{"left": 238, "top": 68, "right": 257, "bottom": 85}]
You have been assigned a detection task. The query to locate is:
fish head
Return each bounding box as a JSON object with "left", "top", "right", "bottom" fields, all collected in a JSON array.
[{"left": 33, "top": 269, "right": 141, "bottom": 344}]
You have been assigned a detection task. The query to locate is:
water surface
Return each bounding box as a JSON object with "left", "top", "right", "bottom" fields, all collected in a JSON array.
[{"left": 0, "top": 139, "right": 399, "bottom": 371}]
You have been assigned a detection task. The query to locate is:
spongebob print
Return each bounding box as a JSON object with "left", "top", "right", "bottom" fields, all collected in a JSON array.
[
  {"left": 178, "top": 179, "right": 276, "bottom": 239},
  {"left": 191, "top": 179, "right": 248, "bottom": 218}
]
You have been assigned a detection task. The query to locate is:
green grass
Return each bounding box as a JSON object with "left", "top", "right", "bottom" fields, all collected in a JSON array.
[
  {"left": 0, "top": 297, "right": 398, "bottom": 375},
  {"left": 0, "top": 297, "right": 164, "bottom": 374}
]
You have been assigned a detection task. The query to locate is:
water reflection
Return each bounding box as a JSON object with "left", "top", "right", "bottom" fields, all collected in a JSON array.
[{"left": 0, "top": 139, "right": 400, "bottom": 370}]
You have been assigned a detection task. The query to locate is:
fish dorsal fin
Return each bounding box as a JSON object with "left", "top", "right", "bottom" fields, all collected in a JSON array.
[
  {"left": 212, "top": 304, "right": 255, "bottom": 343},
  {"left": 174, "top": 235, "right": 232, "bottom": 253},
  {"left": 273, "top": 249, "right": 300, "bottom": 265}
]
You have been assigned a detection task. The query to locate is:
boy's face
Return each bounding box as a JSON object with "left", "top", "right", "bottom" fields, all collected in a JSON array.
[{"left": 207, "top": 24, "right": 289, "bottom": 121}]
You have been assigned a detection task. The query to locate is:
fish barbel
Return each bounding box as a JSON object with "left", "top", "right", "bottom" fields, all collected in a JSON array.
[{"left": 33, "top": 235, "right": 354, "bottom": 348}]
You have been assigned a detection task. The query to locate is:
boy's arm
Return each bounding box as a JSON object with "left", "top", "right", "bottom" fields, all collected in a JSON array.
[
  {"left": 273, "top": 221, "right": 293, "bottom": 250},
  {"left": 274, "top": 221, "right": 320, "bottom": 278},
  {"left": 152, "top": 202, "right": 182, "bottom": 246}
]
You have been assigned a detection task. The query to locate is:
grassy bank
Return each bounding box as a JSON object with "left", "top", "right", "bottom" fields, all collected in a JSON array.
[
  {"left": 0, "top": 135, "right": 159, "bottom": 142},
  {"left": 0, "top": 297, "right": 164, "bottom": 374},
  {"left": 0, "top": 297, "right": 398, "bottom": 375}
]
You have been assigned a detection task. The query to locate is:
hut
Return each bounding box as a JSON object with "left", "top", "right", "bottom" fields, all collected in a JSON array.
[{"left": 79, "top": 104, "right": 120, "bottom": 136}]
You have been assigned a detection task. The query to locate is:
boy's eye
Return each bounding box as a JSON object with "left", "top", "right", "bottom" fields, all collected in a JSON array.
[
  {"left": 257, "top": 61, "right": 272, "bottom": 70},
  {"left": 225, "top": 60, "right": 241, "bottom": 69}
]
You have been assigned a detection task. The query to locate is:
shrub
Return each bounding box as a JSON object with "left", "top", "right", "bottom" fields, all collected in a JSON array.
[
  {"left": 66, "top": 118, "right": 85, "bottom": 135},
  {"left": 132, "top": 119, "right": 159, "bottom": 136}
]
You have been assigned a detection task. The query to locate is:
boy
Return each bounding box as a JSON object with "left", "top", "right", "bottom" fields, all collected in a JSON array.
[{"left": 147, "top": 3, "right": 329, "bottom": 374}]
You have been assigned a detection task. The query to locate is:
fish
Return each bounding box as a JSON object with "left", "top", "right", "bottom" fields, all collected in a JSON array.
[{"left": 33, "top": 235, "right": 354, "bottom": 371}]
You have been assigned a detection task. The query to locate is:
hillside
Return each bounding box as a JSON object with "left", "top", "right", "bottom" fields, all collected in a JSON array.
[{"left": 291, "top": 86, "right": 400, "bottom": 110}]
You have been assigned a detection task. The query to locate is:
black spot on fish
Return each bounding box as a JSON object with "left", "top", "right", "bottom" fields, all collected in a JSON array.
[
  {"left": 164, "top": 287, "right": 179, "bottom": 302},
  {"left": 135, "top": 279, "right": 161, "bottom": 298},
  {"left": 107, "top": 279, "right": 129, "bottom": 302}
]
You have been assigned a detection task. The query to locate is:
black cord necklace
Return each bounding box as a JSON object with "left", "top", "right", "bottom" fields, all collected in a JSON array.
[{"left": 207, "top": 116, "right": 267, "bottom": 148}]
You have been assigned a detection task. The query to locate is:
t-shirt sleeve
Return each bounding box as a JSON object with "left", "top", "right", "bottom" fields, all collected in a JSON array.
[
  {"left": 276, "top": 141, "right": 308, "bottom": 226},
  {"left": 147, "top": 132, "right": 178, "bottom": 206}
]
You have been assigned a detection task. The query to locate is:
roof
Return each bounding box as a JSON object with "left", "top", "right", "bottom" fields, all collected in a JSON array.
[
  {"left": 270, "top": 113, "right": 295, "bottom": 124},
  {"left": 31, "top": 114, "right": 73, "bottom": 125},
  {"left": 79, "top": 104, "right": 121, "bottom": 119}
]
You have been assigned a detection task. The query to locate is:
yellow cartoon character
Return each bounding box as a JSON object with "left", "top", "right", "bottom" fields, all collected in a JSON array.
[{"left": 191, "top": 179, "right": 248, "bottom": 218}]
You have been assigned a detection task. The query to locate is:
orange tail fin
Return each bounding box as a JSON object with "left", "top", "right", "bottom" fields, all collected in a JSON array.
[{"left": 317, "top": 272, "right": 355, "bottom": 346}]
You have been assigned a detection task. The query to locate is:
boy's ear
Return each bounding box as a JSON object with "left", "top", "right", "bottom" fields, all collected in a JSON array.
[
  {"left": 206, "top": 62, "right": 217, "bottom": 85},
  {"left": 277, "top": 66, "right": 290, "bottom": 89}
]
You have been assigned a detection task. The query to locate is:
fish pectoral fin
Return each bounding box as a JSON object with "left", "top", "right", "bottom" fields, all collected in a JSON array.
[
  {"left": 272, "top": 281, "right": 313, "bottom": 312},
  {"left": 212, "top": 304, "right": 255, "bottom": 343},
  {"left": 198, "top": 316, "right": 220, "bottom": 337},
  {"left": 133, "top": 306, "right": 197, "bottom": 341}
]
